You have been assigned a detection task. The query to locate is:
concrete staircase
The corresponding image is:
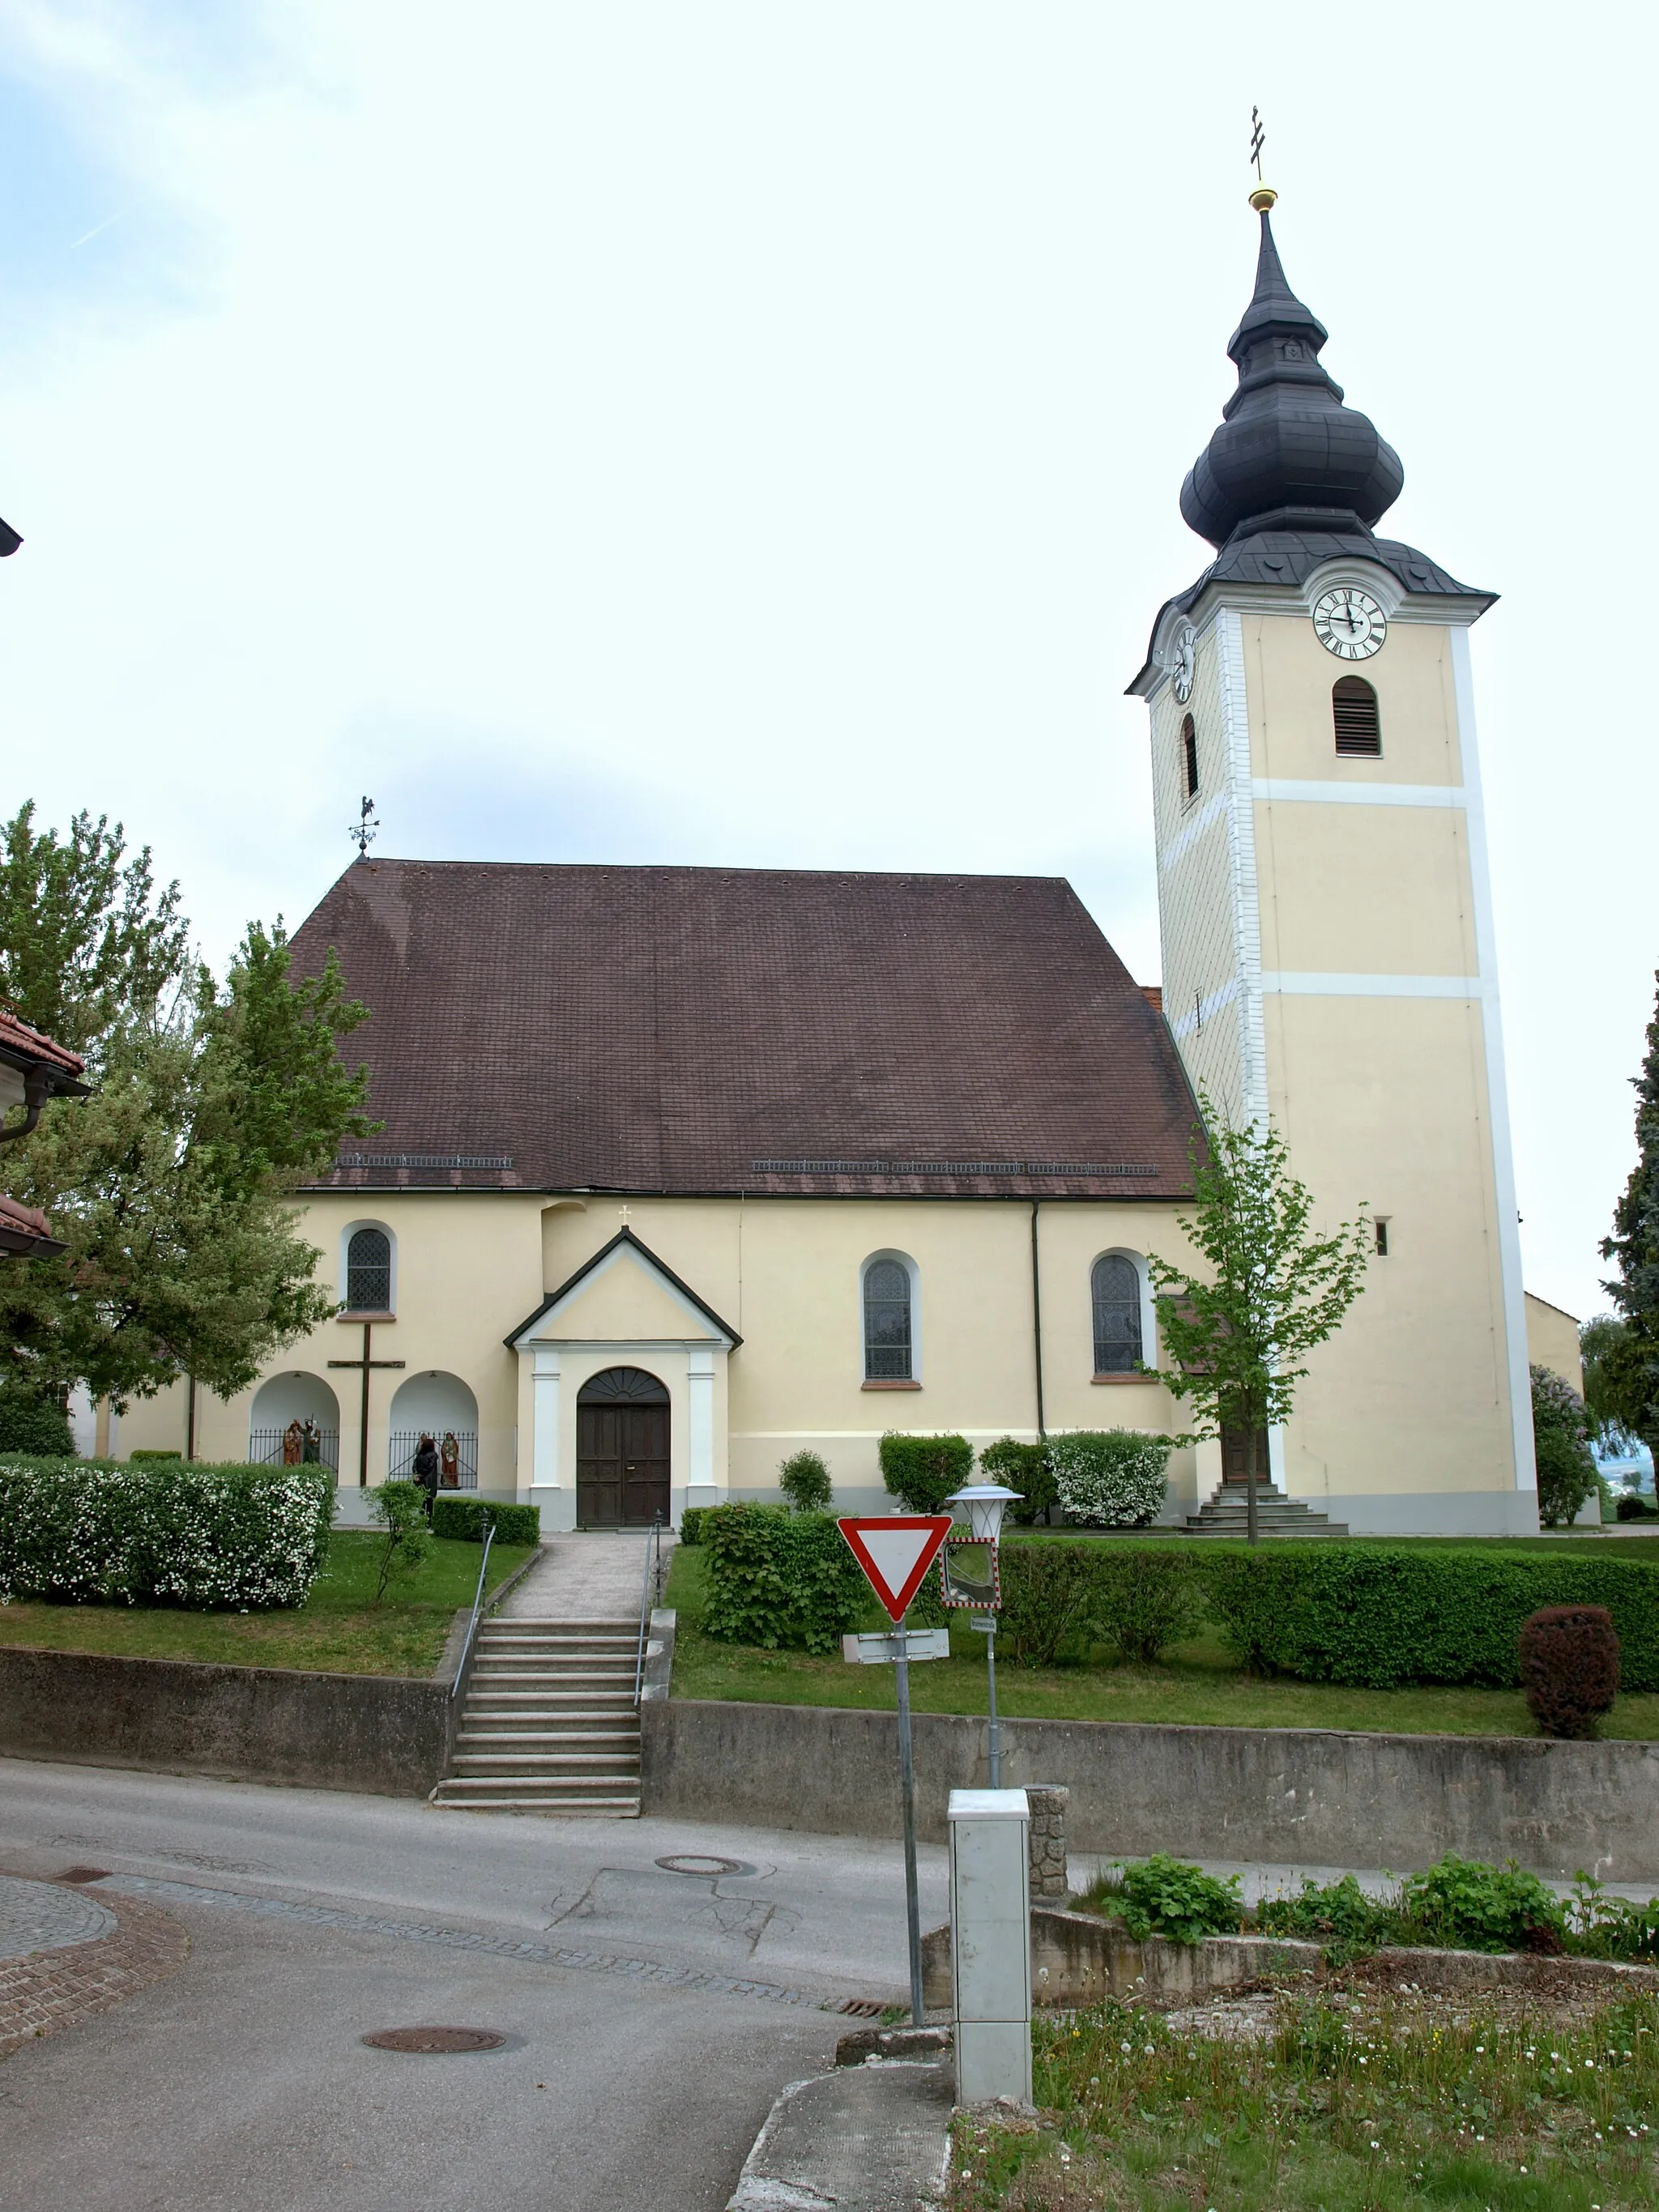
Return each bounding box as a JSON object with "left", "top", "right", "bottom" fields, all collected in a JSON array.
[
  {"left": 1184, "top": 1482, "right": 1349, "bottom": 1538},
  {"left": 432, "top": 1618, "right": 642, "bottom": 1815}
]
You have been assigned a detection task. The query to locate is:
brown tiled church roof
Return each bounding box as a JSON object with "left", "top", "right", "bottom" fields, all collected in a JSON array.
[{"left": 292, "top": 860, "right": 1198, "bottom": 1201}]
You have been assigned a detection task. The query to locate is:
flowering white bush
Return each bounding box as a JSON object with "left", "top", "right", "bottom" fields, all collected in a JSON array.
[
  {"left": 0, "top": 1458, "right": 334, "bottom": 1609},
  {"left": 1047, "top": 1430, "right": 1172, "bottom": 1527}
]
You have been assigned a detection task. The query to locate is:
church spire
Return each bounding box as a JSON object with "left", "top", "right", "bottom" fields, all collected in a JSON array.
[{"left": 1179, "top": 190, "right": 1404, "bottom": 552}]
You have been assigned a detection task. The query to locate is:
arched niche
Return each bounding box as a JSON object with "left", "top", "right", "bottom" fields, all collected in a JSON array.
[
  {"left": 387, "top": 1370, "right": 480, "bottom": 1490},
  {"left": 249, "top": 1373, "right": 340, "bottom": 1471}
]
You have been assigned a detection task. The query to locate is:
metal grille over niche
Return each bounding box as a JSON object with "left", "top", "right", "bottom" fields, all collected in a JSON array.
[{"left": 387, "top": 1430, "right": 478, "bottom": 1488}]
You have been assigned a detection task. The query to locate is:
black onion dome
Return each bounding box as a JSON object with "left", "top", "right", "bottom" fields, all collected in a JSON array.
[{"left": 1179, "top": 211, "right": 1404, "bottom": 549}]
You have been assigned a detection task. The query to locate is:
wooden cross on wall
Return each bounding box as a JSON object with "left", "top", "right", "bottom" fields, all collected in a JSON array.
[{"left": 328, "top": 1319, "right": 406, "bottom": 1487}]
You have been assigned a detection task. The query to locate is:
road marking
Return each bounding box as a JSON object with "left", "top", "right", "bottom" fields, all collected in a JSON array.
[{"left": 99, "top": 1875, "right": 826, "bottom": 2008}]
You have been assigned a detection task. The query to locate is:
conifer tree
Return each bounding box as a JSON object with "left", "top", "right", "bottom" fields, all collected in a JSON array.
[{"left": 1600, "top": 973, "right": 1659, "bottom": 1464}]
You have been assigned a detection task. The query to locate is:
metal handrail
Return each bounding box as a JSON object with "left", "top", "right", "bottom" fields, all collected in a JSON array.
[
  {"left": 632, "top": 1515, "right": 664, "bottom": 1706},
  {"left": 450, "top": 1518, "right": 497, "bottom": 1701}
]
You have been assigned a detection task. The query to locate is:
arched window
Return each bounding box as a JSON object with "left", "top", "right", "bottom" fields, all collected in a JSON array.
[
  {"left": 345, "top": 1226, "right": 392, "bottom": 1312},
  {"left": 1091, "top": 1253, "right": 1144, "bottom": 1375},
  {"left": 864, "top": 1258, "right": 913, "bottom": 1381},
  {"left": 1333, "top": 676, "right": 1381, "bottom": 756},
  {"left": 1181, "top": 713, "right": 1200, "bottom": 799}
]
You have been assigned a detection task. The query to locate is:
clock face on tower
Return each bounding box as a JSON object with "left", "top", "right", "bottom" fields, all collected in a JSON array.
[
  {"left": 1312, "top": 587, "right": 1387, "bottom": 660},
  {"left": 1168, "top": 622, "right": 1196, "bottom": 702}
]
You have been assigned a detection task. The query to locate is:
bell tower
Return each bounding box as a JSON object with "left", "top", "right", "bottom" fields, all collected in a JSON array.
[{"left": 1129, "top": 186, "right": 1536, "bottom": 1534}]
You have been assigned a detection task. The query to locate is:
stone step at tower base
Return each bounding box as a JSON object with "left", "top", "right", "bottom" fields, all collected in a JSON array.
[{"left": 1183, "top": 1483, "right": 1349, "bottom": 1538}]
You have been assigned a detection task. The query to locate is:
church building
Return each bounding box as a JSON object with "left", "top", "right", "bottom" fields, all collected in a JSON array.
[{"left": 122, "top": 189, "right": 1544, "bottom": 1536}]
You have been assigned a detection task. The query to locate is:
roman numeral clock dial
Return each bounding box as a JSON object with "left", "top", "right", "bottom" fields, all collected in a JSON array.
[{"left": 1312, "top": 586, "right": 1386, "bottom": 660}]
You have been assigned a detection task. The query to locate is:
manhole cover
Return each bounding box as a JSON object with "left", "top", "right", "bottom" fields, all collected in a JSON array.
[
  {"left": 361, "top": 2027, "right": 505, "bottom": 2054},
  {"left": 58, "top": 1867, "right": 110, "bottom": 1886},
  {"left": 655, "top": 1854, "right": 752, "bottom": 1877}
]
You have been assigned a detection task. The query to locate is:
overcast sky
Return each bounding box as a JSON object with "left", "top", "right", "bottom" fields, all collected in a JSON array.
[{"left": 1, "top": 2, "right": 1652, "bottom": 1323}]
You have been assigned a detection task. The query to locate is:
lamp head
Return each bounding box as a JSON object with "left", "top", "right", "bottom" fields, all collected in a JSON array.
[{"left": 945, "top": 1481, "right": 1021, "bottom": 1544}]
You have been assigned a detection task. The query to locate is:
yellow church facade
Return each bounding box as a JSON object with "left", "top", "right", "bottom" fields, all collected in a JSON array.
[{"left": 120, "top": 190, "right": 1546, "bottom": 1535}]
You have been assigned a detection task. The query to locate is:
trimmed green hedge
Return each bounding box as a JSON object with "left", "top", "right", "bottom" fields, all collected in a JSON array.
[
  {"left": 0, "top": 1456, "right": 334, "bottom": 1609},
  {"left": 879, "top": 1432, "right": 973, "bottom": 1513},
  {"left": 679, "top": 1506, "right": 708, "bottom": 1548},
  {"left": 997, "top": 1540, "right": 1201, "bottom": 1667},
  {"left": 429, "top": 1498, "right": 540, "bottom": 1546},
  {"left": 700, "top": 1503, "right": 870, "bottom": 1654},
  {"left": 1195, "top": 1545, "right": 1659, "bottom": 1690}
]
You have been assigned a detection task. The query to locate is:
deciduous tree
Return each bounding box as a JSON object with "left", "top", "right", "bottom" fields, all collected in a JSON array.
[{"left": 1142, "top": 1093, "right": 1371, "bottom": 1545}]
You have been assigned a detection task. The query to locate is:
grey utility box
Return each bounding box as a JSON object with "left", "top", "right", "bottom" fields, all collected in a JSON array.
[{"left": 949, "top": 1786, "right": 1031, "bottom": 2105}]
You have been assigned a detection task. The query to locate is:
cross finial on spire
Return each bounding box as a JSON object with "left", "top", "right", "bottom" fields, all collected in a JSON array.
[
  {"left": 1247, "top": 106, "right": 1277, "bottom": 211},
  {"left": 349, "top": 796, "right": 379, "bottom": 858}
]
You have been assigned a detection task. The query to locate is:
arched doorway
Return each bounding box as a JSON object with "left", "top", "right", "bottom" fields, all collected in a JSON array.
[
  {"left": 249, "top": 1374, "right": 340, "bottom": 1473},
  {"left": 387, "top": 1372, "right": 480, "bottom": 1490},
  {"left": 576, "top": 1367, "right": 669, "bottom": 1528}
]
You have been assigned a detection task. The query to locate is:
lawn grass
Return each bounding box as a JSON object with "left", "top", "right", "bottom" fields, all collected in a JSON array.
[
  {"left": 0, "top": 1532, "right": 534, "bottom": 1677},
  {"left": 663, "top": 1545, "right": 1659, "bottom": 1741},
  {"left": 953, "top": 1988, "right": 1659, "bottom": 2210}
]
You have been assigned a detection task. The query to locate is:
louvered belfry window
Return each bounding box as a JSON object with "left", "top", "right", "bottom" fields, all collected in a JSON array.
[
  {"left": 1333, "top": 676, "right": 1381, "bottom": 756},
  {"left": 345, "top": 1226, "right": 392, "bottom": 1311},
  {"left": 864, "top": 1259, "right": 912, "bottom": 1380},
  {"left": 1092, "top": 1254, "right": 1143, "bottom": 1374},
  {"left": 1181, "top": 713, "right": 1200, "bottom": 799}
]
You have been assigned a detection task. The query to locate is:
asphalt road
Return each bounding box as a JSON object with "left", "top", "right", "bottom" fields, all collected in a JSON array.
[{"left": 0, "top": 1757, "right": 949, "bottom": 2211}]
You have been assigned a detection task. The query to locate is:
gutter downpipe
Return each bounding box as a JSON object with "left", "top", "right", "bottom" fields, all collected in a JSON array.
[{"left": 1030, "top": 1199, "right": 1046, "bottom": 1441}]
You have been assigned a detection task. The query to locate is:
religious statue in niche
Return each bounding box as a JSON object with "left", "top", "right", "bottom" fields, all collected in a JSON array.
[
  {"left": 440, "top": 1432, "right": 460, "bottom": 1488},
  {"left": 301, "top": 1420, "right": 322, "bottom": 1465},
  {"left": 282, "top": 1419, "right": 305, "bottom": 1466}
]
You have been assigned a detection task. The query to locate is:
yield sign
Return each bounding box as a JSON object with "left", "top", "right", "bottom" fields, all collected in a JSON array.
[{"left": 838, "top": 1516, "right": 954, "bottom": 1625}]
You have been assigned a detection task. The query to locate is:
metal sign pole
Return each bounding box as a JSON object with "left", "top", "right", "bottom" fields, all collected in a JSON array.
[
  {"left": 893, "top": 1623, "right": 924, "bottom": 2027},
  {"left": 986, "top": 1615, "right": 1001, "bottom": 1788}
]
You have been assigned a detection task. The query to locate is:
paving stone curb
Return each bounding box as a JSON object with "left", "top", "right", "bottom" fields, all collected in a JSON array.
[{"left": 0, "top": 1888, "right": 189, "bottom": 2060}]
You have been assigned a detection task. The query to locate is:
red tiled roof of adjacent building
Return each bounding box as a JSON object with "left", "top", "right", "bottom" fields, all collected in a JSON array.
[
  {"left": 0, "top": 1008, "right": 86, "bottom": 1078},
  {"left": 291, "top": 860, "right": 1199, "bottom": 1200}
]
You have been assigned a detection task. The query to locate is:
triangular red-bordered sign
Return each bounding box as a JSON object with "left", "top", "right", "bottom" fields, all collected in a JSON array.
[{"left": 838, "top": 1515, "right": 955, "bottom": 1625}]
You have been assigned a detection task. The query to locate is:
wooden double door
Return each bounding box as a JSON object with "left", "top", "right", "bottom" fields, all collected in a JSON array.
[{"left": 576, "top": 1367, "right": 671, "bottom": 1528}]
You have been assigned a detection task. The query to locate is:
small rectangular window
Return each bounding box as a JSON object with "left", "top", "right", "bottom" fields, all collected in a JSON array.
[{"left": 1374, "top": 1218, "right": 1389, "bottom": 1257}]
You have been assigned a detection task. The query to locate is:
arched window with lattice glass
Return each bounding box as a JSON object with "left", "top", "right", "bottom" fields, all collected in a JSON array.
[
  {"left": 863, "top": 1257, "right": 913, "bottom": 1381},
  {"left": 1091, "top": 1253, "right": 1143, "bottom": 1375},
  {"left": 345, "top": 1226, "right": 392, "bottom": 1312}
]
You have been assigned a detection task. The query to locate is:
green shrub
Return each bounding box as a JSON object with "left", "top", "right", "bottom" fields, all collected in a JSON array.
[
  {"left": 128, "top": 1449, "right": 184, "bottom": 1463},
  {"left": 0, "top": 1388, "right": 75, "bottom": 1457},
  {"left": 0, "top": 1456, "right": 333, "bottom": 1609},
  {"left": 701, "top": 1504, "right": 870, "bottom": 1654},
  {"left": 429, "top": 1497, "right": 540, "bottom": 1546},
  {"left": 878, "top": 1431, "right": 973, "bottom": 1514},
  {"left": 1567, "top": 1873, "right": 1659, "bottom": 1960},
  {"left": 1047, "top": 1430, "right": 1171, "bottom": 1526},
  {"left": 1532, "top": 1363, "right": 1599, "bottom": 1527},
  {"left": 678, "top": 1506, "right": 707, "bottom": 1547},
  {"left": 1256, "top": 1873, "right": 1400, "bottom": 1963},
  {"left": 1090, "top": 1549, "right": 1201, "bottom": 1663},
  {"left": 778, "top": 1448, "right": 833, "bottom": 1512},
  {"left": 996, "top": 1541, "right": 1110, "bottom": 1666},
  {"left": 1397, "top": 1855, "right": 1565, "bottom": 1954},
  {"left": 1115, "top": 1855, "right": 1243, "bottom": 1945},
  {"left": 979, "top": 1438, "right": 1056, "bottom": 1524},
  {"left": 1194, "top": 1543, "right": 1659, "bottom": 1690}
]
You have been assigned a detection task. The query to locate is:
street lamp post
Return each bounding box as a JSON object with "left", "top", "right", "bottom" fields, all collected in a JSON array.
[{"left": 945, "top": 1481, "right": 1021, "bottom": 1788}]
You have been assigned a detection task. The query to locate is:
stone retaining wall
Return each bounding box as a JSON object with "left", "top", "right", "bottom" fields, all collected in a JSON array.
[
  {"left": 641, "top": 1700, "right": 1659, "bottom": 1882},
  {"left": 0, "top": 1645, "right": 455, "bottom": 1797}
]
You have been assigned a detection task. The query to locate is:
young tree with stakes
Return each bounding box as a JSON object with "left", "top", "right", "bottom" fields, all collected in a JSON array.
[{"left": 1142, "top": 1092, "right": 1371, "bottom": 1545}]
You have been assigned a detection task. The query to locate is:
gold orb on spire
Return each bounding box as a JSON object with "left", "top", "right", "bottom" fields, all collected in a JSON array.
[{"left": 1249, "top": 182, "right": 1278, "bottom": 212}]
